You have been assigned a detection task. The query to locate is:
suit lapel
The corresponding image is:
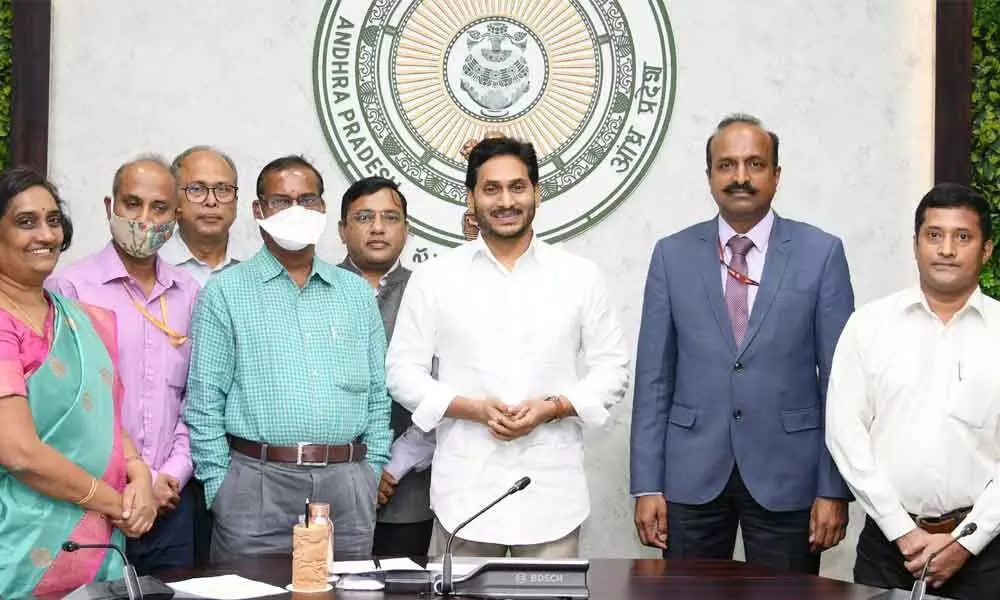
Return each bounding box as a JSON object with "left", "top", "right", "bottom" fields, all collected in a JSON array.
[
  {"left": 737, "top": 215, "right": 791, "bottom": 358},
  {"left": 695, "top": 219, "right": 738, "bottom": 354}
]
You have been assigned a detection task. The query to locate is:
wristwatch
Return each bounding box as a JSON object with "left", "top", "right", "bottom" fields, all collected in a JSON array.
[{"left": 544, "top": 395, "right": 568, "bottom": 421}]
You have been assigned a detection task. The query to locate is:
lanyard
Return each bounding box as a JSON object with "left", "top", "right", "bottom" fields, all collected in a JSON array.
[
  {"left": 718, "top": 239, "right": 760, "bottom": 287},
  {"left": 120, "top": 282, "right": 189, "bottom": 347}
]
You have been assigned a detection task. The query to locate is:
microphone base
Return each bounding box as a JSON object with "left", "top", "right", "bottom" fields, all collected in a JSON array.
[
  {"left": 63, "top": 575, "right": 175, "bottom": 600},
  {"left": 868, "top": 587, "right": 946, "bottom": 600},
  {"left": 433, "top": 559, "right": 589, "bottom": 599}
]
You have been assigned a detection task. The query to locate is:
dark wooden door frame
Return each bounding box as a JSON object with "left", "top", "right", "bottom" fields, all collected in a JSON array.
[
  {"left": 11, "top": 0, "right": 51, "bottom": 175},
  {"left": 935, "top": 0, "right": 974, "bottom": 185},
  {"left": 6, "top": 0, "right": 974, "bottom": 183}
]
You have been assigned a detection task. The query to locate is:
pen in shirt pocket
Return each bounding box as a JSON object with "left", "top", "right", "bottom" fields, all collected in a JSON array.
[{"left": 958, "top": 361, "right": 963, "bottom": 382}]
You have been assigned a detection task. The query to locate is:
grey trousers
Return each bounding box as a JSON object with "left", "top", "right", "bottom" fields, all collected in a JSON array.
[
  {"left": 431, "top": 519, "right": 580, "bottom": 558},
  {"left": 210, "top": 451, "right": 378, "bottom": 562}
]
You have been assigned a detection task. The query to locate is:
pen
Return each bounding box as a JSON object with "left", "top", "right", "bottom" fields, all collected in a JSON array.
[{"left": 958, "top": 361, "right": 963, "bottom": 382}]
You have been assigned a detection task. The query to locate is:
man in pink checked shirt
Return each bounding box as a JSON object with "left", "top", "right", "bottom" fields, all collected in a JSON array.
[{"left": 46, "top": 155, "right": 200, "bottom": 573}]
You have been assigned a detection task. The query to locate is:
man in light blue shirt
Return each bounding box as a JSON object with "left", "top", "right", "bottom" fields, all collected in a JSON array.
[{"left": 185, "top": 155, "right": 392, "bottom": 560}]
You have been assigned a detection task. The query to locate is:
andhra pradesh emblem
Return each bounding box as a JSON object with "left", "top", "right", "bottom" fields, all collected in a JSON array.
[{"left": 314, "top": 0, "right": 675, "bottom": 257}]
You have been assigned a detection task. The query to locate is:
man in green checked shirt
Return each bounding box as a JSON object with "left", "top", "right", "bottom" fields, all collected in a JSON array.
[{"left": 184, "top": 155, "right": 392, "bottom": 560}]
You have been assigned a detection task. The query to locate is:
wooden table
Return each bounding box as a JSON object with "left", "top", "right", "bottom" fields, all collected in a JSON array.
[{"left": 159, "top": 556, "right": 892, "bottom": 599}]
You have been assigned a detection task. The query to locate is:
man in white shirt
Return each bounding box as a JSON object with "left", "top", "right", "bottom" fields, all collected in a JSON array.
[
  {"left": 160, "top": 146, "right": 243, "bottom": 285},
  {"left": 386, "top": 136, "right": 629, "bottom": 557},
  {"left": 827, "top": 183, "right": 1000, "bottom": 598}
]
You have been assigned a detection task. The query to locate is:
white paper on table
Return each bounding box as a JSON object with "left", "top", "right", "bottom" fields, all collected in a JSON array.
[
  {"left": 425, "top": 560, "right": 483, "bottom": 577},
  {"left": 330, "top": 560, "right": 378, "bottom": 574},
  {"left": 329, "top": 557, "right": 425, "bottom": 574},
  {"left": 167, "top": 574, "right": 286, "bottom": 599},
  {"left": 377, "top": 557, "right": 424, "bottom": 571}
]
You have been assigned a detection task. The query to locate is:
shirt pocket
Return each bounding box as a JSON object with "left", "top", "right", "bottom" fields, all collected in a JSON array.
[
  {"left": 329, "top": 329, "right": 371, "bottom": 393},
  {"left": 167, "top": 348, "right": 190, "bottom": 390},
  {"left": 948, "top": 359, "right": 1000, "bottom": 431}
]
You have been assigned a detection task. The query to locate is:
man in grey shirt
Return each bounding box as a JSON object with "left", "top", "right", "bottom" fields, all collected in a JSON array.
[{"left": 337, "top": 176, "right": 435, "bottom": 556}]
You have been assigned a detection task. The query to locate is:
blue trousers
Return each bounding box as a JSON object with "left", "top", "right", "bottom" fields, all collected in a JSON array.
[
  {"left": 126, "top": 482, "right": 196, "bottom": 574},
  {"left": 664, "top": 466, "right": 820, "bottom": 574}
]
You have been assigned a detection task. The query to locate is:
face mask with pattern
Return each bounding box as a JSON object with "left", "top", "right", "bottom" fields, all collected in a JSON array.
[{"left": 108, "top": 201, "right": 175, "bottom": 258}]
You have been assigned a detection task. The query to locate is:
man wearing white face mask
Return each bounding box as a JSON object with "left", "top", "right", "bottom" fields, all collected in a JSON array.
[
  {"left": 46, "top": 155, "right": 201, "bottom": 573},
  {"left": 184, "top": 155, "right": 392, "bottom": 559}
]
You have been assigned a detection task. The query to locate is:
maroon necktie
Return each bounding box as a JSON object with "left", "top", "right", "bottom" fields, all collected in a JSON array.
[{"left": 725, "top": 235, "right": 755, "bottom": 345}]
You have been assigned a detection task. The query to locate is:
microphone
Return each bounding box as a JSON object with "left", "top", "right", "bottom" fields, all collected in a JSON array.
[
  {"left": 441, "top": 476, "right": 531, "bottom": 595},
  {"left": 63, "top": 541, "right": 143, "bottom": 600},
  {"left": 910, "top": 523, "right": 977, "bottom": 600}
]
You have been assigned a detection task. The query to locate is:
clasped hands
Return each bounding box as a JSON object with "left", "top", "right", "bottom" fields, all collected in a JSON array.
[
  {"left": 897, "top": 527, "right": 972, "bottom": 589},
  {"left": 110, "top": 465, "right": 158, "bottom": 538},
  {"left": 478, "top": 396, "right": 560, "bottom": 441}
]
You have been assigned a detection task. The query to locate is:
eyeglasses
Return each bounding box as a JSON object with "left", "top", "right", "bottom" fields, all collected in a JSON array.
[
  {"left": 181, "top": 183, "right": 238, "bottom": 204},
  {"left": 349, "top": 209, "right": 404, "bottom": 226},
  {"left": 261, "top": 194, "right": 324, "bottom": 212}
]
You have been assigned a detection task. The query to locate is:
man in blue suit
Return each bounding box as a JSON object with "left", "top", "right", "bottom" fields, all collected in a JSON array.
[{"left": 630, "top": 114, "right": 854, "bottom": 574}]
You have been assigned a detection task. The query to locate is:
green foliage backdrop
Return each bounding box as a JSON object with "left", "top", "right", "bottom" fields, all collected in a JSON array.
[
  {"left": 975, "top": 0, "right": 1000, "bottom": 297},
  {"left": 0, "top": 0, "right": 10, "bottom": 170}
]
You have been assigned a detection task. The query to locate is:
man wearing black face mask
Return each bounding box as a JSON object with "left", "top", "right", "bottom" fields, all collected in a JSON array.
[{"left": 631, "top": 114, "right": 856, "bottom": 574}]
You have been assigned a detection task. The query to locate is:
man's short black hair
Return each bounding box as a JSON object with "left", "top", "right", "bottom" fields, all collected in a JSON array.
[
  {"left": 0, "top": 167, "right": 73, "bottom": 251},
  {"left": 914, "top": 182, "right": 993, "bottom": 242},
  {"left": 465, "top": 137, "right": 539, "bottom": 190},
  {"left": 256, "top": 155, "right": 325, "bottom": 198},
  {"left": 705, "top": 113, "right": 780, "bottom": 172},
  {"left": 340, "top": 177, "right": 407, "bottom": 221}
]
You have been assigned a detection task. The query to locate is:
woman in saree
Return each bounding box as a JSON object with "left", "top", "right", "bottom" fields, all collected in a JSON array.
[{"left": 0, "top": 168, "right": 156, "bottom": 598}]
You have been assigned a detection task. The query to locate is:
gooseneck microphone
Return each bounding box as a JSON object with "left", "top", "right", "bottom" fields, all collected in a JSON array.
[
  {"left": 910, "top": 522, "right": 978, "bottom": 600},
  {"left": 63, "top": 541, "right": 143, "bottom": 600},
  {"left": 441, "top": 476, "right": 531, "bottom": 595}
]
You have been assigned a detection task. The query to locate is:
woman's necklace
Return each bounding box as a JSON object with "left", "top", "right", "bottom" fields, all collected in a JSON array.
[{"left": 0, "top": 287, "right": 45, "bottom": 335}]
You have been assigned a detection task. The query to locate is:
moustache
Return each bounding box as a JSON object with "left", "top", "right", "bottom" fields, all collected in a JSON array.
[{"left": 724, "top": 182, "right": 759, "bottom": 195}]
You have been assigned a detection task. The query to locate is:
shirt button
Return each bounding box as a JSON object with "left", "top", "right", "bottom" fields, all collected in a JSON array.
[
  {"left": 734, "top": 362, "right": 745, "bottom": 373},
  {"left": 733, "top": 410, "right": 743, "bottom": 421}
]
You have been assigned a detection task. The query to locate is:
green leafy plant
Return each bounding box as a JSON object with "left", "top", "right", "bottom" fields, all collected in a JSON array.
[
  {"left": 975, "top": 0, "right": 1000, "bottom": 297},
  {"left": 0, "top": 0, "right": 10, "bottom": 170}
]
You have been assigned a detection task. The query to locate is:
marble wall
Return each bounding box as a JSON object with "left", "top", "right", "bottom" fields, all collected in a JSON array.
[{"left": 47, "top": 0, "right": 936, "bottom": 581}]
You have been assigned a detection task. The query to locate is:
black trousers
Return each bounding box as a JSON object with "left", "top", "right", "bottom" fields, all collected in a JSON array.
[
  {"left": 125, "top": 483, "right": 196, "bottom": 574},
  {"left": 665, "top": 467, "right": 821, "bottom": 574},
  {"left": 190, "top": 478, "right": 213, "bottom": 567},
  {"left": 372, "top": 519, "right": 434, "bottom": 557},
  {"left": 855, "top": 516, "right": 1000, "bottom": 599}
]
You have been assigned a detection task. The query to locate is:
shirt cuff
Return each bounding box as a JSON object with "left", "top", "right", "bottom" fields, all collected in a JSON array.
[
  {"left": 159, "top": 456, "right": 194, "bottom": 489},
  {"left": 876, "top": 507, "right": 918, "bottom": 543},
  {"left": 562, "top": 385, "right": 609, "bottom": 428},
  {"left": 410, "top": 384, "right": 457, "bottom": 432},
  {"left": 632, "top": 492, "right": 663, "bottom": 497},
  {"left": 957, "top": 517, "right": 993, "bottom": 555}
]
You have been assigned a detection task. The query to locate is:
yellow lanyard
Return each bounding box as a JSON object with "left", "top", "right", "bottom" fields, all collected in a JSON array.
[{"left": 120, "top": 282, "right": 188, "bottom": 347}]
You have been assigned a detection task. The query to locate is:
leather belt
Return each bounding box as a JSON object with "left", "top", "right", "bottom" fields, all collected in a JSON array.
[
  {"left": 911, "top": 507, "right": 973, "bottom": 535},
  {"left": 228, "top": 435, "right": 366, "bottom": 466}
]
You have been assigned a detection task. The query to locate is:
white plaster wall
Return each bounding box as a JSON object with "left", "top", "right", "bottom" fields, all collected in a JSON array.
[{"left": 47, "top": 0, "right": 935, "bottom": 581}]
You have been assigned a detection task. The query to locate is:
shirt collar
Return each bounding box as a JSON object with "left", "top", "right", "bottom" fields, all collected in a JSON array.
[
  {"left": 159, "top": 229, "right": 240, "bottom": 269},
  {"left": 902, "top": 285, "right": 987, "bottom": 322},
  {"left": 95, "top": 241, "right": 177, "bottom": 289},
  {"left": 470, "top": 234, "right": 542, "bottom": 271},
  {"left": 345, "top": 256, "right": 401, "bottom": 289},
  {"left": 251, "top": 246, "right": 335, "bottom": 286},
  {"left": 718, "top": 209, "right": 775, "bottom": 254}
]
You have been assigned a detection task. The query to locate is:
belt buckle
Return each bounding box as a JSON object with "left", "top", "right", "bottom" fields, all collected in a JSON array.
[{"left": 297, "top": 442, "right": 329, "bottom": 467}]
